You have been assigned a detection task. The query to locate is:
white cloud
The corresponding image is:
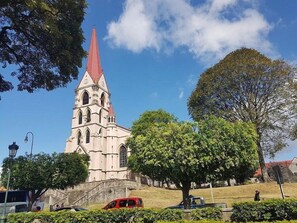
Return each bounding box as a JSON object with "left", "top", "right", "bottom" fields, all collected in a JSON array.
[
  {"left": 187, "top": 75, "right": 197, "bottom": 87},
  {"left": 105, "top": 0, "right": 273, "bottom": 64},
  {"left": 105, "top": 0, "right": 161, "bottom": 52},
  {"left": 208, "top": 0, "right": 237, "bottom": 14},
  {"left": 178, "top": 88, "right": 184, "bottom": 99},
  {"left": 150, "top": 92, "right": 158, "bottom": 98}
]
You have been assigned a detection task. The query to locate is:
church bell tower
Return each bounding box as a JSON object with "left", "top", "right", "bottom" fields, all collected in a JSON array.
[{"left": 65, "top": 29, "right": 131, "bottom": 182}]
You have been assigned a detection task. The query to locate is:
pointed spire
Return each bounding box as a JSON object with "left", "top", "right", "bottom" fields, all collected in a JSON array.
[{"left": 86, "top": 28, "right": 103, "bottom": 83}]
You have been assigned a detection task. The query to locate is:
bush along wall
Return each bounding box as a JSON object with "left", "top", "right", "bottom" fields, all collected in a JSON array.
[
  {"left": 6, "top": 207, "right": 222, "bottom": 223},
  {"left": 231, "top": 199, "right": 297, "bottom": 222},
  {"left": 190, "top": 207, "right": 222, "bottom": 221},
  {"left": 158, "top": 221, "right": 297, "bottom": 223}
]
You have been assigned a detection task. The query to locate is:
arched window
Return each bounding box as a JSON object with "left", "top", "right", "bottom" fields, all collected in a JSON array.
[
  {"left": 99, "top": 110, "right": 102, "bottom": 123},
  {"left": 86, "top": 129, "right": 90, "bottom": 144},
  {"left": 86, "top": 109, "right": 91, "bottom": 122},
  {"left": 78, "top": 110, "right": 82, "bottom": 124},
  {"left": 77, "top": 131, "right": 82, "bottom": 145},
  {"left": 82, "top": 92, "right": 89, "bottom": 105},
  {"left": 100, "top": 93, "right": 105, "bottom": 107},
  {"left": 109, "top": 117, "right": 114, "bottom": 123},
  {"left": 119, "top": 146, "right": 127, "bottom": 167}
]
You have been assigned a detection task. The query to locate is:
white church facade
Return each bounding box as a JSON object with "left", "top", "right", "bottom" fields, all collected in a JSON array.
[{"left": 65, "top": 29, "right": 131, "bottom": 182}]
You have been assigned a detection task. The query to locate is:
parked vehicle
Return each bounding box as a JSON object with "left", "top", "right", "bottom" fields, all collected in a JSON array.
[
  {"left": 103, "top": 197, "right": 144, "bottom": 210},
  {"left": 0, "top": 190, "right": 29, "bottom": 214},
  {"left": 167, "top": 195, "right": 227, "bottom": 209},
  {"left": 54, "top": 206, "right": 87, "bottom": 212}
]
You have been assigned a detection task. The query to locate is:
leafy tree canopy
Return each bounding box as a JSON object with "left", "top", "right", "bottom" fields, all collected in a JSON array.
[
  {"left": 188, "top": 48, "right": 297, "bottom": 181},
  {"left": 1, "top": 152, "right": 89, "bottom": 210},
  {"left": 0, "top": 0, "right": 87, "bottom": 94},
  {"left": 127, "top": 110, "right": 258, "bottom": 208},
  {"left": 130, "top": 109, "right": 177, "bottom": 136},
  {"left": 197, "top": 116, "right": 258, "bottom": 184}
]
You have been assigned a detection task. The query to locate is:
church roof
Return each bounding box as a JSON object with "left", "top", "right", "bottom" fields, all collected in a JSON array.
[
  {"left": 86, "top": 28, "right": 103, "bottom": 83},
  {"left": 108, "top": 104, "right": 115, "bottom": 116}
]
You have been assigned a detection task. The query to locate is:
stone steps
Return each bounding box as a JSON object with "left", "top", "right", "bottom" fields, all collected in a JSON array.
[{"left": 44, "top": 179, "right": 139, "bottom": 209}]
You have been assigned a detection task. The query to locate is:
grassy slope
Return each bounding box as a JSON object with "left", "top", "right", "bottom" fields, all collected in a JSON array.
[{"left": 128, "top": 182, "right": 297, "bottom": 208}]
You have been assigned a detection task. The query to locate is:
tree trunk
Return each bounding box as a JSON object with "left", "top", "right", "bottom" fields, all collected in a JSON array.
[
  {"left": 27, "top": 192, "right": 33, "bottom": 212},
  {"left": 166, "top": 180, "right": 170, "bottom": 188},
  {"left": 181, "top": 181, "right": 191, "bottom": 209},
  {"left": 256, "top": 139, "right": 269, "bottom": 182},
  {"left": 27, "top": 189, "right": 45, "bottom": 212}
]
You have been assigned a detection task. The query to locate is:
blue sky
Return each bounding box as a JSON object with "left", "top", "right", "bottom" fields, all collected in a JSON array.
[{"left": 1, "top": 0, "right": 297, "bottom": 163}]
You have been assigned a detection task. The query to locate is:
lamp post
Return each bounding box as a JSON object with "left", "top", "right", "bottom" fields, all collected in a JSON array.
[
  {"left": 1, "top": 142, "right": 19, "bottom": 223},
  {"left": 24, "top": 132, "right": 34, "bottom": 157}
]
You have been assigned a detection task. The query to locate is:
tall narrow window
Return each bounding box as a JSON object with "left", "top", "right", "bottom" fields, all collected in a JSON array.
[
  {"left": 77, "top": 131, "right": 82, "bottom": 145},
  {"left": 100, "top": 93, "right": 105, "bottom": 107},
  {"left": 86, "top": 129, "right": 90, "bottom": 144},
  {"left": 99, "top": 110, "right": 102, "bottom": 123},
  {"left": 120, "top": 146, "right": 127, "bottom": 167},
  {"left": 82, "top": 92, "right": 89, "bottom": 105},
  {"left": 86, "top": 109, "right": 91, "bottom": 122},
  {"left": 78, "top": 111, "right": 82, "bottom": 124}
]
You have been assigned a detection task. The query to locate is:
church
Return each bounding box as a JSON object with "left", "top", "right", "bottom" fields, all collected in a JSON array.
[{"left": 65, "top": 29, "right": 131, "bottom": 182}]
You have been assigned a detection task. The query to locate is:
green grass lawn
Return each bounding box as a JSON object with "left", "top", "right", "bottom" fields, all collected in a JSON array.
[
  {"left": 88, "top": 182, "right": 297, "bottom": 210},
  {"left": 129, "top": 182, "right": 297, "bottom": 208}
]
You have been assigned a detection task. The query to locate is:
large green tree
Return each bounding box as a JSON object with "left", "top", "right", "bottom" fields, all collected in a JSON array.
[
  {"left": 188, "top": 48, "right": 297, "bottom": 181},
  {"left": 1, "top": 152, "right": 89, "bottom": 211},
  {"left": 197, "top": 116, "right": 258, "bottom": 184},
  {"left": 127, "top": 109, "right": 178, "bottom": 187},
  {"left": 0, "top": 0, "right": 87, "bottom": 94},
  {"left": 127, "top": 110, "right": 258, "bottom": 208},
  {"left": 130, "top": 109, "right": 177, "bottom": 135}
]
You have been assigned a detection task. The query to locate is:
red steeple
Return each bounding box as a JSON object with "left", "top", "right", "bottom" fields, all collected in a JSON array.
[{"left": 86, "top": 28, "right": 103, "bottom": 83}]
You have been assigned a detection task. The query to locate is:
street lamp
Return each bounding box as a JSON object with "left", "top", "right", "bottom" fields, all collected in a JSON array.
[
  {"left": 1, "top": 142, "right": 19, "bottom": 223},
  {"left": 24, "top": 132, "right": 34, "bottom": 157},
  {"left": 8, "top": 142, "right": 19, "bottom": 158}
]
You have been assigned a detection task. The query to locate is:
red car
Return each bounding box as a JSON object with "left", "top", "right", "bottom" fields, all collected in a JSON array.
[{"left": 103, "top": 197, "right": 144, "bottom": 210}]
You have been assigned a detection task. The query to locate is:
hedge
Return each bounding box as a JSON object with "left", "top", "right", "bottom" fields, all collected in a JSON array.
[
  {"left": 231, "top": 199, "right": 297, "bottom": 222},
  {"left": 6, "top": 207, "right": 222, "bottom": 223},
  {"left": 158, "top": 221, "right": 297, "bottom": 223}
]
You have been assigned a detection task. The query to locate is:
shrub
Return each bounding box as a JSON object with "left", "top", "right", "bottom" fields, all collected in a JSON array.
[
  {"left": 190, "top": 207, "right": 222, "bottom": 221},
  {"left": 6, "top": 207, "right": 221, "bottom": 223},
  {"left": 231, "top": 199, "right": 297, "bottom": 222},
  {"left": 157, "top": 221, "right": 225, "bottom": 223},
  {"left": 157, "top": 221, "right": 297, "bottom": 223}
]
